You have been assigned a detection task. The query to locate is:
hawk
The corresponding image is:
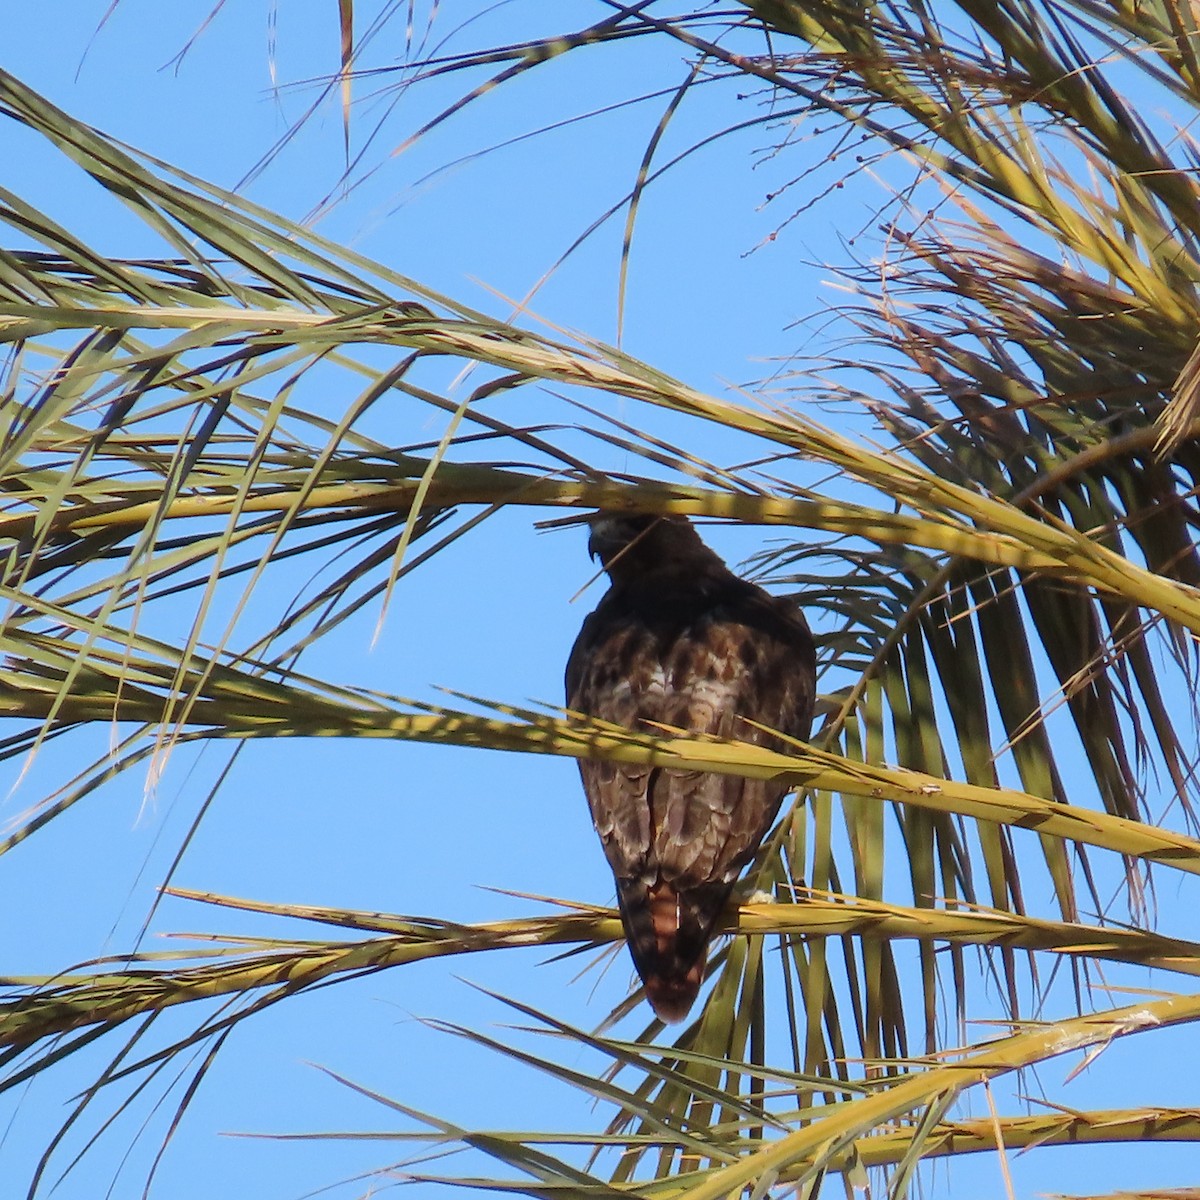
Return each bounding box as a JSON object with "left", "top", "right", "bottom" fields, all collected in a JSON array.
[{"left": 566, "top": 513, "right": 815, "bottom": 1022}]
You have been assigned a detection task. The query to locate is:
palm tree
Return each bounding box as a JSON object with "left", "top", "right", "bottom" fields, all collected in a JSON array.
[{"left": 5, "top": 1, "right": 1200, "bottom": 1194}]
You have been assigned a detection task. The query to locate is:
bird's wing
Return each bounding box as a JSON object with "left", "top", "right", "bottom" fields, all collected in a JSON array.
[
  {"left": 567, "top": 615, "right": 659, "bottom": 886},
  {"left": 568, "top": 597, "right": 813, "bottom": 891},
  {"left": 649, "top": 613, "right": 808, "bottom": 888}
]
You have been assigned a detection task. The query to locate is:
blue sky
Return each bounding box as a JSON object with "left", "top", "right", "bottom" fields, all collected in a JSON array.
[{"left": 2, "top": 3, "right": 1198, "bottom": 1198}]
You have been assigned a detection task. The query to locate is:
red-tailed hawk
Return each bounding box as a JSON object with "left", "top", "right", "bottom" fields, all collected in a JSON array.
[{"left": 566, "top": 513, "right": 815, "bottom": 1022}]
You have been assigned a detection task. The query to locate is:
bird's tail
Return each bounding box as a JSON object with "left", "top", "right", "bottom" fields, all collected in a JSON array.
[{"left": 616, "top": 877, "right": 732, "bottom": 1023}]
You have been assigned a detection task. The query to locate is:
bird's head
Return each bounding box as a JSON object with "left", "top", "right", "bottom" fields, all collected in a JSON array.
[
  {"left": 585, "top": 512, "right": 722, "bottom": 583},
  {"left": 587, "top": 513, "right": 661, "bottom": 566}
]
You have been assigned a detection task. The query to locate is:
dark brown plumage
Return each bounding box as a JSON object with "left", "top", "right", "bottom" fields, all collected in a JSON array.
[{"left": 565, "top": 513, "right": 816, "bottom": 1022}]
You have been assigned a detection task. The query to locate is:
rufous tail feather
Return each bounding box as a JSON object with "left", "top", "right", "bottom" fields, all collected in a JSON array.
[{"left": 615, "top": 877, "right": 732, "bottom": 1022}]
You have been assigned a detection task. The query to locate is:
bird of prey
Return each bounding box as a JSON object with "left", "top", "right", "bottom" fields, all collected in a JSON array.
[{"left": 566, "top": 513, "right": 816, "bottom": 1022}]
